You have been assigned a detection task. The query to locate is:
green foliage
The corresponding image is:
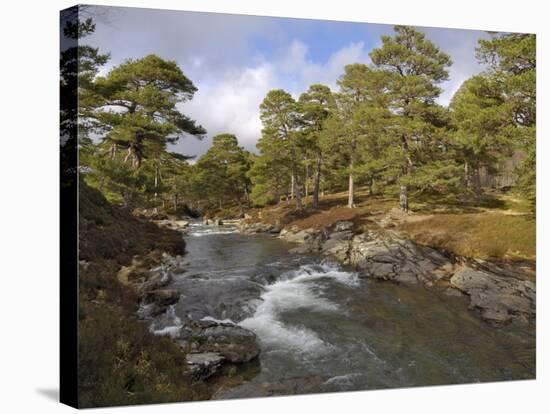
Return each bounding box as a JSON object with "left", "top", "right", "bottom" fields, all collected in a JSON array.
[
  {"left": 77, "top": 181, "right": 207, "bottom": 407},
  {"left": 369, "top": 25, "right": 459, "bottom": 209},
  {"left": 251, "top": 89, "right": 304, "bottom": 207},
  {"left": 477, "top": 32, "right": 536, "bottom": 209},
  {"left": 89, "top": 54, "right": 206, "bottom": 167},
  {"left": 194, "top": 134, "right": 252, "bottom": 211}
]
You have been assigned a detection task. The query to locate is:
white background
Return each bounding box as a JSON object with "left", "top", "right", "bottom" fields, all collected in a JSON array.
[{"left": 0, "top": 0, "right": 547, "bottom": 412}]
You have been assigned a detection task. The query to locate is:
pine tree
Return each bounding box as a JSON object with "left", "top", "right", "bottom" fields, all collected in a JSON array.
[
  {"left": 255, "top": 89, "right": 304, "bottom": 209},
  {"left": 449, "top": 75, "right": 512, "bottom": 196},
  {"left": 298, "top": 84, "right": 336, "bottom": 208},
  {"left": 195, "top": 134, "right": 251, "bottom": 215},
  {"left": 90, "top": 55, "right": 206, "bottom": 168},
  {"left": 370, "top": 25, "right": 459, "bottom": 211},
  {"left": 476, "top": 33, "right": 536, "bottom": 209},
  {"left": 329, "top": 64, "right": 390, "bottom": 207}
]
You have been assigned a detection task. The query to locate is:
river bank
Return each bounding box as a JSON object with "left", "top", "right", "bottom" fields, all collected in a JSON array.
[
  {"left": 79, "top": 179, "right": 535, "bottom": 406},
  {"left": 78, "top": 181, "right": 263, "bottom": 406},
  {"left": 147, "top": 220, "right": 534, "bottom": 399},
  {"left": 236, "top": 209, "right": 536, "bottom": 327}
]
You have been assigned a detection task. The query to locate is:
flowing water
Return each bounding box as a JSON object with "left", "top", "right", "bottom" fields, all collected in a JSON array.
[{"left": 149, "top": 222, "right": 535, "bottom": 397}]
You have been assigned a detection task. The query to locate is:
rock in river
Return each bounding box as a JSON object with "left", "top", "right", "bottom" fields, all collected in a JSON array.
[
  {"left": 450, "top": 267, "right": 535, "bottom": 324},
  {"left": 180, "top": 320, "right": 261, "bottom": 364},
  {"left": 186, "top": 352, "right": 225, "bottom": 379}
]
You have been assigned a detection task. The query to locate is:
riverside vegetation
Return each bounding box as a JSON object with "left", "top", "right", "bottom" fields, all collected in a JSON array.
[{"left": 62, "top": 11, "right": 535, "bottom": 406}]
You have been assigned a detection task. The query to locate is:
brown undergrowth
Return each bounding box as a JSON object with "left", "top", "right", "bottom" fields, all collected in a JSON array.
[{"left": 78, "top": 179, "right": 213, "bottom": 407}]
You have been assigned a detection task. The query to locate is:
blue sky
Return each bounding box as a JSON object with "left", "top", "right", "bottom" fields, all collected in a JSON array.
[{"left": 85, "top": 5, "right": 493, "bottom": 157}]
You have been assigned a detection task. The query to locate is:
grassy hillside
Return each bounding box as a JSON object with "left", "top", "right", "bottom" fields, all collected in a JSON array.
[
  {"left": 78, "top": 179, "right": 210, "bottom": 407},
  {"left": 244, "top": 188, "right": 536, "bottom": 264}
]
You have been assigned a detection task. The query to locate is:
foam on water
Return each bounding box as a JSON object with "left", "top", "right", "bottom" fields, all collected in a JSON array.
[
  {"left": 150, "top": 305, "right": 183, "bottom": 338},
  {"left": 189, "top": 226, "right": 239, "bottom": 237},
  {"left": 240, "top": 261, "right": 359, "bottom": 355},
  {"left": 200, "top": 316, "right": 237, "bottom": 325}
]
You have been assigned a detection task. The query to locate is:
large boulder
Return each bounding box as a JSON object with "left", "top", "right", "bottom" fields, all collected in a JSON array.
[
  {"left": 174, "top": 220, "right": 190, "bottom": 228},
  {"left": 195, "top": 324, "right": 260, "bottom": 363},
  {"left": 144, "top": 289, "right": 180, "bottom": 307},
  {"left": 317, "top": 221, "right": 356, "bottom": 261},
  {"left": 180, "top": 320, "right": 260, "bottom": 364},
  {"left": 239, "top": 221, "right": 281, "bottom": 234},
  {"left": 186, "top": 352, "right": 225, "bottom": 379},
  {"left": 347, "top": 234, "right": 453, "bottom": 284},
  {"left": 321, "top": 238, "right": 351, "bottom": 263},
  {"left": 281, "top": 228, "right": 320, "bottom": 244},
  {"left": 450, "top": 267, "right": 535, "bottom": 324}
]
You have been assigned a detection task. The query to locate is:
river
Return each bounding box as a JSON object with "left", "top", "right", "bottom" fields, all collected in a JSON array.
[{"left": 148, "top": 222, "right": 535, "bottom": 397}]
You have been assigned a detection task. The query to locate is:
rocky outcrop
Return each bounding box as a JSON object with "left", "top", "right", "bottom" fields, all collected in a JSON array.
[
  {"left": 186, "top": 352, "right": 225, "bottom": 380},
  {"left": 144, "top": 289, "right": 180, "bottom": 307},
  {"left": 275, "top": 219, "right": 535, "bottom": 325},
  {"left": 450, "top": 267, "right": 535, "bottom": 324},
  {"left": 239, "top": 221, "right": 281, "bottom": 234},
  {"left": 203, "top": 218, "right": 224, "bottom": 226},
  {"left": 348, "top": 232, "right": 452, "bottom": 284},
  {"left": 320, "top": 221, "right": 354, "bottom": 262},
  {"left": 153, "top": 219, "right": 190, "bottom": 232},
  {"left": 181, "top": 320, "right": 260, "bottom": 363},
  {"left": 280, "top": 226, "right": 324, "bottom": 253},
  {"left": 177, "top": 319, "right": 261, "bottom": 379}
]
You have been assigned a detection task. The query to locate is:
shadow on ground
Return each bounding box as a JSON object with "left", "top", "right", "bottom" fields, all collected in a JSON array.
[{"left": 36, "top": 388, "right": 59, "bottom": 402}]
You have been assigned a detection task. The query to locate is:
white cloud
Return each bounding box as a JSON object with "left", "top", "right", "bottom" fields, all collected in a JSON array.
[
  {"left": 176, "top": 64, "right": 276, "bottom": 155},
  {"left": 173, "top": 39, "right": 373, "bottom": 156}
]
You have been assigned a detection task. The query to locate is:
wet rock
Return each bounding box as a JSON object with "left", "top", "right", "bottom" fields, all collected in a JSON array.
[
  {"left": 144, "top": 289, "right": 180, "bottom": 307},
  {"left": 186, "top": 352, "right": 225, "bottom": 379},
  {"left": 140, "top": 270, "right": 172, "bottom": 292},
  {"left": 317, "top": 221, "right": 358, "bottom": 261},
  {"left": 281, "top": 228, "right": 320, "bottom": 244},
  {"left": 450, "top": 267, "right": 535, "bottom": 324},
  {"left": 174, "top": 220, "right": 190, "bottom": 228},
  {"left": 180, "top": 320, "right": 261, "bottom": 364},
  {"left": 195, "top": 324, "right": 260, "bottom": 363},
  {"left": 321, "top": 238, "right": 351, "bottom": 263},
  {"left": 290, "top": 243, "right": 319, "bottom": 254},
  {"left": 239, "top": 221, "right": 280, "bottom": 234}
]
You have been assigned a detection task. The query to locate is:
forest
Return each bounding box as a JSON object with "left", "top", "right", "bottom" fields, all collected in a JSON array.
[{"left": 66, "top": 21, "right": 535, "bottom": 218}]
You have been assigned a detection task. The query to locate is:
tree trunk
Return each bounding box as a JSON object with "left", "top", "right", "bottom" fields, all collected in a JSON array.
[
  {"left": 464, "top": 160, "right": 472, "bottom": 190},
  {"left": 304, "top": 164, "right": 309, "bottom": 205},
  {"left": 348, "top": 172, "right": 355, "bottom": 208},
  {"left": 174, "top": 193, "right": 178, "bottom": 211},
  {"left": 244, "top": 184, "right": 250, "bottom": 205},
  {"left": 348, "top": 140, "right": 356, "bottom": 208},
  {"left": 369, "top": 177, "right": 375, "bottom": 196},
  {"left": 293, "top": 169, "right": 302, "bottom": 210},
  {"left": 237, "top": 198, "right": 244, "bottom": 218},
  {"left": 290, "top": 174, "right": 296, "bottom": 199},
  {"left": 473, "top": 166, "right": 481, "bottom": 198},
  {"left": 154, "top": 164, "right": 159, "bottom": 202},
  {"left": 399, "top": 185, "right": 408, "bottom": 212},
  {"left": 123, "top": 147, "right": 132, "bottom": 163},
  {"left": 312, "top": 154, "right": 321, "bottom": 209},
  {"left": 109, "top": 143, "right": 117, "bottom": 159}
]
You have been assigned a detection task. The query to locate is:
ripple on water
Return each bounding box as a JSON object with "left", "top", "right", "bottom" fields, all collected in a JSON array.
[{"left": 239, "top": 261, "right": 359, "bottom": 356}]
